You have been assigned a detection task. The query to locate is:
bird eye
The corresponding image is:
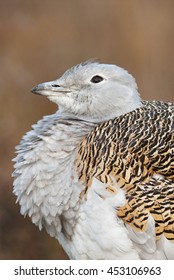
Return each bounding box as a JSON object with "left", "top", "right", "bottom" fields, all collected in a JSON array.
[{"left": 90, "top": 75, "right": 104, "bottom": 83}]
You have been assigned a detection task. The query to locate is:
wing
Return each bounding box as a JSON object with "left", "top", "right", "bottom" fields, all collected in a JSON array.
[{"left": 75, "top": 101, "right": 174, "bottom": 258}]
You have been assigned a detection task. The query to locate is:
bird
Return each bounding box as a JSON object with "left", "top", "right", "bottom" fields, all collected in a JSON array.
[{"left": 13, "top": 60, "right": 174, "bottom": 260}]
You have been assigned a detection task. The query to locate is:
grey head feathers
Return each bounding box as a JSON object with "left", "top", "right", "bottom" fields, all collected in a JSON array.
[{"left": 31, "top": 60, "right": 141, "bottom": 122}]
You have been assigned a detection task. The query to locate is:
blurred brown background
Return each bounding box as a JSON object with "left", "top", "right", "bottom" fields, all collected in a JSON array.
[{"left": 0, "top": 0, "right": 173, "bottom": 259}]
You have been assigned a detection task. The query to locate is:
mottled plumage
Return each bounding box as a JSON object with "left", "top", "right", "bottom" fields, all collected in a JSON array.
[
  {"left": 76, "top": 101, "right": 174, "bottom": 242},
  {"left": 13, "top": 61, "right": 174, "bottom": 259}
]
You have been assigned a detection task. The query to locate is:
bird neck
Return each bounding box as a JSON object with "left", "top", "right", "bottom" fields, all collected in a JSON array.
[{"left": 58, "top": 95, "right": 142, "bottom": 123}]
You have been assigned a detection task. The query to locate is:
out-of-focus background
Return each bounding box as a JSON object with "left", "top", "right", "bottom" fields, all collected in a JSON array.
[{"left": 0, "top": 0, "right": 174, "bottom": 259}]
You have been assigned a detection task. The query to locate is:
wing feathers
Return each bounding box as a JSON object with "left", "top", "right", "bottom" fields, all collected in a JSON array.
[{"left": 76, "top": 101, "right": 174, "bottom": 253}]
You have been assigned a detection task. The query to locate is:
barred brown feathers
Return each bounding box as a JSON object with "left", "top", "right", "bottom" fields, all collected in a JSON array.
[{"left": 76, "top": 101, "right": 174, "bottom": 241}]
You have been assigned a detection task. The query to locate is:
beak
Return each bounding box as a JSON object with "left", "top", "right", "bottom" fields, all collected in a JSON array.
[
  {"left": 31, "top": 81, "right": 53, "bottom": 95},
  {"left": 31, "top": 81, "right": 70, "bottom": 96}
]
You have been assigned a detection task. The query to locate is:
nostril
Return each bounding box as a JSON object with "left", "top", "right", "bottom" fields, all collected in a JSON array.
[{"left": 52, "top": 84, "right": 60, "bottom": 87}]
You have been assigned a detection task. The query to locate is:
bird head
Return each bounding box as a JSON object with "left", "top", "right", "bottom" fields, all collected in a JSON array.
[{"left": 31, "top": 60, "right": 141, "bottom": 122}]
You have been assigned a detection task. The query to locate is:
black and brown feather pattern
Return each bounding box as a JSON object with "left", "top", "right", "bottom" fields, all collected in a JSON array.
[{"left": 75, "top": 101, "right": 174, "bottom": 241}]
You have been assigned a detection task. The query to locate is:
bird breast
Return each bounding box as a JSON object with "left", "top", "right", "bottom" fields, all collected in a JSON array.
[{"left": 13, "top": 113, "right": 96, "bottom": 238}]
